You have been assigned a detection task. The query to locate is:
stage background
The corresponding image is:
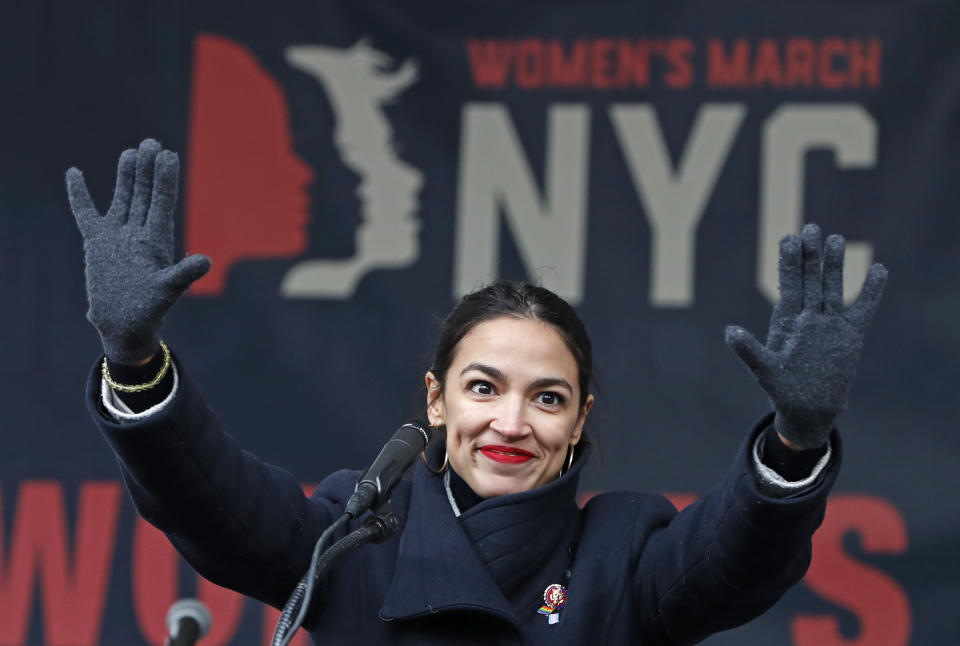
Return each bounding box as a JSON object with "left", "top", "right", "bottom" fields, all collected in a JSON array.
[{"left": 1, "top": 1, "right": 957, "bottom": 644}]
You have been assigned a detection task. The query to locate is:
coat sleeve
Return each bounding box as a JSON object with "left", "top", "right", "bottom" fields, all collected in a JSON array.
[
  {"left": 85, "top": 356, "right": 357, "bottom": 609},
  {"left": 633, "top": 414, "right": 842, "bottom": 645}
]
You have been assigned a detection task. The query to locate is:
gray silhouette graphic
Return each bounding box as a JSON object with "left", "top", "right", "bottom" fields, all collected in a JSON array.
[{"left": 282, "top": 38, "right": 423, "bottom": 297}]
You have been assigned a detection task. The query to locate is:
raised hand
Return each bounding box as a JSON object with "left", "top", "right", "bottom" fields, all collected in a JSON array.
[
  {"left": 724, "top": 223, "right": 887, "bottom": 449},
  {"left": 67, "top": 139, "right": 211, "bottom": 364}
]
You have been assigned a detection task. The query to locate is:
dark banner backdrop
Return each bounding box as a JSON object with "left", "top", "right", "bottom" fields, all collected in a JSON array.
[{"left": 1, "top": 1, "right": 957, "bottom": 644}]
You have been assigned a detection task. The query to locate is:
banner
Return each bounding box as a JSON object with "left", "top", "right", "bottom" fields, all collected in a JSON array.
[{"left": 2, "top": 2, "right": 957, "bottom": 644}]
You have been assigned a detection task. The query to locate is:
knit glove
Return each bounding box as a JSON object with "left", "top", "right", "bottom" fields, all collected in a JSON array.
[
  {"left": 724, "top": 223, "right": 887, "bottom": 450},
  {"left": 66, "top": 139, "right": 211, "bottom": 364}
]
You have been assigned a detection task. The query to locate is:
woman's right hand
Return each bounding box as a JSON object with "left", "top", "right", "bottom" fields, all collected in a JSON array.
[{"left": 67, "top": 139, "right": 211, "bottom": 364}]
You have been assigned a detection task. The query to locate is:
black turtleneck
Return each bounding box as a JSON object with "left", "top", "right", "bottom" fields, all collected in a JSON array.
[
  {"left": 447, "top": 467, "right": 485, "bottom": 513},
  {"left": 451, "top": 449, "right": 583, "bottom": 603}
]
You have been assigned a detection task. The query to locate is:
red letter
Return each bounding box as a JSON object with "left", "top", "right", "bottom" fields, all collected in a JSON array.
[
  {"left": 848, "top": 38, "right": 882, "bottom": 89},
  {"left": 752, "top": 38, "right": 784, "bottom": 88},
  {"left": 0, "top": 481, "right": 120, "bottom": 646},
  {"left": 707, "top": 38, "right": 750, "bottom": 87},
  {"left": 615, "top": 40, "right": 651, "bottom": 88},
  {"left": 819, "top": 38, "right": 848, "bottom": 89},
  {"left": 591, "top": 38, "right": 615, "bottom": 89},
  {"left": 548, "top": 40, "right": 588, "bottom": 88},
  {"left": 514, "top": 39, "right": 546, "bottom": 89},
  {"left": 663, "top": 38, "right": 695, "bottom": 89},
  {"left": 784, "top": 38, "right": 816, "bottom": 88},
  {"left": 132, "top": 519, "right": 245, "bottom": 645},
  {"left": 466, "top": 39, "right": 515, "bottom": 88},
  {"left": 793, "top": 494, "right": 911, "bottom": 646}
]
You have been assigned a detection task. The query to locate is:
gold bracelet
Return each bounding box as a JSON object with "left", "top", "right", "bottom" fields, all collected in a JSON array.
[{"left": 101, "top": 341, "right": 172, "bottom": 393}]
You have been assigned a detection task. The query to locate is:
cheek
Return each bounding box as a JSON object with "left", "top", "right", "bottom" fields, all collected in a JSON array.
[
  {"left": 447, "top": 413, "right": 487, "bottom": 442},
  {"left": 540, "top": 417, "right": 579, "bottom": 449},
  {"left": 442, "top": 399, "right": 477, "bottom": 435},
  {"left": 446, "top": 405, "right": 488, "bottom": 441}
]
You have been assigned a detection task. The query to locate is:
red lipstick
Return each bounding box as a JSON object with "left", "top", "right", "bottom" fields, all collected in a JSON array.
[{"left": 479, "top": 445, "right": 534, "bottom": 464}]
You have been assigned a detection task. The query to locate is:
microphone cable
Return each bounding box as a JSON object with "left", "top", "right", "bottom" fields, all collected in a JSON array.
[{"left": 271, "top": 511, "right": 399, "bottom": 646}]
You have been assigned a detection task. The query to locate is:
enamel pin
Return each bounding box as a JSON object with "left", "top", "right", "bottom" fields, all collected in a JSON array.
[{"left": 537, "top": 583, "right": 567, "bottom": 624}]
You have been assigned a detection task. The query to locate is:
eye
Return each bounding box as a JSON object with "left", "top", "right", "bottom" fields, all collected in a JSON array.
[
  {"left": 536, "top": 391, "right": 565, "bottom": 406},
  {"left": 469, "top": 380, "right": 495, "bottom": 396}
]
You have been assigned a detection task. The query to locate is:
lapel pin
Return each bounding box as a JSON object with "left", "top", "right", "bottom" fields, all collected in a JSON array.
[{"left": 537, "top": 583, "right": 567, "bottom": 624}]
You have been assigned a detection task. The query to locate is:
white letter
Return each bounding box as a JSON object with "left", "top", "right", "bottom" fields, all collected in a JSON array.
[
  {"left": 610, "top": 103, "right": 745, "bottom": 307},
  {"left": 760, "top": 105, "right": 876, "bottom": 303},
  {"left": 454, "top": 103, "right": 590, "bottom": 303}
]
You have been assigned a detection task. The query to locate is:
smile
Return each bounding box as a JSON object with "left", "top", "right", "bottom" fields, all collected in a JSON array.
[{"left": 479, "top": 445, "right": 534, "bottom": 464}]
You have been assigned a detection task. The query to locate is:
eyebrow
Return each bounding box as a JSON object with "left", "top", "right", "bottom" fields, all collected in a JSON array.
[
  {"left": 529, "top": 377, "right": 573, "bottom": 393},
  {"left": 459, "top": 362, "right": 573, "bottom": 393}
]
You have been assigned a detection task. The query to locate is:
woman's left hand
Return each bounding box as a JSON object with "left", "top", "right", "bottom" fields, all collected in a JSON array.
[{"left": 724, "top": 223, "right": 888, "bottom": 450}]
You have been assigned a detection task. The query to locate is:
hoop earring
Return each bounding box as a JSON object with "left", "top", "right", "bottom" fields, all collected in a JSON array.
[
  {"left": 559, "top": 444, "right": 575, "bottom": 478},
  {"left": 421, "top": 449, "right": 449, "bottom": 474}
]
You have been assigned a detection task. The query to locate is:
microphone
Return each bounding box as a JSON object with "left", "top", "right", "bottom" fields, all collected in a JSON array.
[
  {"left": 345, "top": 422, "right": 433, "bottom": 517},
  {"left": 165, "top": 598, "right": 212, "bottom": 646}
]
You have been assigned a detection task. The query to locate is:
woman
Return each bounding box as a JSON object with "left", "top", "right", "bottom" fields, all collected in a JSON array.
[{"left": 67, "top": 139, "right": 887, "bottom": 645}]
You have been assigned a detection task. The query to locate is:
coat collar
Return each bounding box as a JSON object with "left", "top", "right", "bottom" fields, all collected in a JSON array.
[{"left": 380, "top": 441, "right": 588, "bottom": 622}]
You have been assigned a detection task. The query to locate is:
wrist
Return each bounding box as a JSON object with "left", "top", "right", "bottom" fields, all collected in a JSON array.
[
  {"left": 101, "top": 340, "right": 171, "bottom": 393},
  {"left": 100, "top": 332, "right": 159, "bottom": 366},
  {"left": 773, "top": 411, "right": 833, "bottom": 451},
  {"left": 104, "top": 347, "right": 166, "bottom": 383},
  {"left": 776, "top": 431, "right": 810, "bottom": 452},
  {"left": 125, "top": 352, "right": 156, "bottom": 367},
  {"left": 754, "top": 425, "right": 832, "bottom": 492}
]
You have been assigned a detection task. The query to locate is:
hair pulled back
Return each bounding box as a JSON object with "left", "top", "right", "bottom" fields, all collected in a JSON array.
[{"left": 430, "top": 281, "right": 593, "bottom": 409}]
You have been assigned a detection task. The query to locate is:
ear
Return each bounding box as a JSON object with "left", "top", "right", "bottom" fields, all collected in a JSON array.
[
  {"left": 424, "top": 371, "right": 445, "bottom": 426},
  {"left": 570, "top": 393, "right": 594, "bottom": 446}
]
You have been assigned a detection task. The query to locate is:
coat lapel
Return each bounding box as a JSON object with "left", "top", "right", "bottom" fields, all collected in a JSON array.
[
  {"left": 380, "top": 451, "right": 514, "bottom": 621},
  {"left": 380, "top": 442, "right": 589, "bottom": 629}
]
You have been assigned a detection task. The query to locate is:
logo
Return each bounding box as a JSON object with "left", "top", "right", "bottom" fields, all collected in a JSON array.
[
  {"left": 184, "top": 33, "right": 878, "bottom": 306},
  {"left": 184, "top": 34, "right": 422, "bottom": 297}
]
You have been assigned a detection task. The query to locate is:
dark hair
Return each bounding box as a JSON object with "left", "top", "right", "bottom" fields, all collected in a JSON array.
[{"left": 429, "top": 281, "right": 593, "bottom": 410}]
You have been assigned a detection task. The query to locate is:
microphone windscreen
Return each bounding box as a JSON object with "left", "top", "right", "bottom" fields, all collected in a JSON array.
[{"left": 166, "top": 598, "right": 212, "bottom": 638}]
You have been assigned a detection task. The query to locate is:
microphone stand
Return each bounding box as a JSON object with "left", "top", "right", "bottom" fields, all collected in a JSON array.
[
  {"left": 272, "top": 421, "right": 431, "bottom": 646},
  {"left": 271, "top": 500, "right": 400, "bottom": 646}
]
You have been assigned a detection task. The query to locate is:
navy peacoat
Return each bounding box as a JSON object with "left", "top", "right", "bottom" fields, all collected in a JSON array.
[{"left": 87, "top": 361, "right": 840, "bottom": 645}]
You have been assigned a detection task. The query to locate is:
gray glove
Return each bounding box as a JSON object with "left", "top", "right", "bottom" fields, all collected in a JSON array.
[
  {"left": 67, "top": 139, "right": 211, "bottom": 364},
  {"left": 725, "top": 223, "right": 887, "bottom": 449}
]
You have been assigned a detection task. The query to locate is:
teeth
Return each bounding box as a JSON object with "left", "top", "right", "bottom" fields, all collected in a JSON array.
[{"left": 486, "top": 448, "right": 526, "bottom": 456}]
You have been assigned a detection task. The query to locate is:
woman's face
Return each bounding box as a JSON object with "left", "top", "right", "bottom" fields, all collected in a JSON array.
[{"left": 425, "top": 316, "right": 593, "bottom": 498}]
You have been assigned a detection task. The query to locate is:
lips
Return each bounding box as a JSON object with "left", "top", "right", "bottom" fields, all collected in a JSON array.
[{"left": 479, "top": 445, "right": 534, "bottom": 464}]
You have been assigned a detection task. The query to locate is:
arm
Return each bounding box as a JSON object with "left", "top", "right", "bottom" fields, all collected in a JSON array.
[
  {"left": 634, "top": 417, "right": 841, "bottom": 645},
  {"left": 68, "top": 141, "right": 342, "bottom": 607},
  {"left": 636, "top": 224, "right": 886, "bottom": 643},
  {"left": 85, "top": 353, "right": 352, "bottom": 608}
]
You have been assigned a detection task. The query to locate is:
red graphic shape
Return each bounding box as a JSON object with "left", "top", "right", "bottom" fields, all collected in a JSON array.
[
  {"left": 793, "top": 494, "right": 911, "bottom": 646},
  {"left": 0, "top": 481, "right": 121, "bottom": 646},
  {"left": 132, "top": 519, "right": 245, "bottom": 646},
  {"left": 185, "top": 34, "right": 313, "bottom": 296}
]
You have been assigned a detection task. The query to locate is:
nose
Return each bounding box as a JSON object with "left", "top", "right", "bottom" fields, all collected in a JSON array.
[{"left": 489, "top": 397, "right": 531, "bottom": 440}]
